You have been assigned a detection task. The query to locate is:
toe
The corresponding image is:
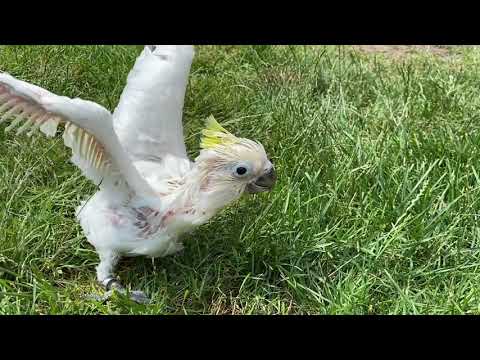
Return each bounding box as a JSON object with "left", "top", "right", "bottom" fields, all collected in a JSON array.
[
  {"left": 130, "top": 290, "right": 150, "bottom": 304},
  {"left": 100, "top": 277, "right": 126, "bottom": 292}
]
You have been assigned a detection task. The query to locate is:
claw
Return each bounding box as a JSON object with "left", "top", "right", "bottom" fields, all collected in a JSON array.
[
  {"left": 129, "top": 290, "right": 150, "bottom": 304},
  {"left": 87, "top": 277, "right": 150, "bottom": 304},
  {"left": 84, "top": 293, "right": 110, "bottom": 302},
  {"left": 86, "top": 288, "right": 150, "bottom": 304},
  {"left": 103, "top": 277, "right": 124, "bottom": 291}
]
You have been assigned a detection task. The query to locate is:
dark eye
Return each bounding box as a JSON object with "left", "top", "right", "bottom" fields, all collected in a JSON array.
[{"left": 236, "top": 167, "right": 247, "bottom": 175}]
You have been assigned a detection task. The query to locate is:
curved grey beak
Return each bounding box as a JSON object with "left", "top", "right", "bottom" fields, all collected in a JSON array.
[{"left": 246, "top": 167, "right": 277, "bottom": 194}]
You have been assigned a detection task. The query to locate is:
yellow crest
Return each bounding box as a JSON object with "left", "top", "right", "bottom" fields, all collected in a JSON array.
[{"left": 200, "top": 115, "right": 239, "bottom": 150}]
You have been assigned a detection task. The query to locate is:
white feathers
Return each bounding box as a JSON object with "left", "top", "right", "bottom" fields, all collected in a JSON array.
[
  {"left": 62, "top": 121, "right": 113, "bottom": 184},
  {"left": 0, "top": 80, "right": 59, "bottom": 139},
  {"left": 113, "top": 45, "right": 194, "bottom": 180},
  {"left": 39, "top": 117, "right": 61, "bottom": 137},
  {"left": 0, "top": 72, "right": 155, "bottom": 196},
  {"left": 0, "top": 46, "right": 198, "bottom": 198}
]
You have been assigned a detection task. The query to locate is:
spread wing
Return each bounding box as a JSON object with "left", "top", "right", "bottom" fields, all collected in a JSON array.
[
  {"left": 0, "top": 72, "right": 155, "bottom": 197},
  {"left": 113, "top": 45, "right": 195, "bottom": 182}
]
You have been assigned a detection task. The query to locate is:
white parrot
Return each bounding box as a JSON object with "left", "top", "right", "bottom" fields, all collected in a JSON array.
[{"left": 0, "top": 45, "right": 276, "bottom": 303}]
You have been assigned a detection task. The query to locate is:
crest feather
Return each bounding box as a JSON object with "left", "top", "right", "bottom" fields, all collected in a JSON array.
[{"left": 200, "top": 115, "right": 239, "bottom": 150}]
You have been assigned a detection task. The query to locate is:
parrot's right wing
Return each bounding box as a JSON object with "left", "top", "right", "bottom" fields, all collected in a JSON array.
[
  {"left": 0, "top": 72, "right": 156, "bottom": 197},
  {"left": 113, "top": 45, "right": 195, "bottom": 184}
]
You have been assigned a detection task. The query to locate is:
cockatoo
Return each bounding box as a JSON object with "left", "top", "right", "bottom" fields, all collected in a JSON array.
[{"left": 0, "top": 45, "right": 276, "bottom": 303}]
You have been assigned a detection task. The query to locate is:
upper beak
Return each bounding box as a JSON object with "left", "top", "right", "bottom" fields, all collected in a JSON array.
[{"left": 246, "top": 167, "right": 277, "bottom": 194}]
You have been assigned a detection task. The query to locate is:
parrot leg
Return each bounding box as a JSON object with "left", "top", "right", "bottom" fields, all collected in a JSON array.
[{"left": 87, "top": 249, "right": 150, "bottom": 304}]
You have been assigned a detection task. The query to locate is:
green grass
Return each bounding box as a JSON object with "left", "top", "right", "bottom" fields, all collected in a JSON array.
[{"left": 2, "top": 45, "right": 480, "bottom": 314}]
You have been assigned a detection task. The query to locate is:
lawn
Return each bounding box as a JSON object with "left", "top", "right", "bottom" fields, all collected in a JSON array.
[{"left": 1, "top": 45, "right": 480, "bottom": 314}]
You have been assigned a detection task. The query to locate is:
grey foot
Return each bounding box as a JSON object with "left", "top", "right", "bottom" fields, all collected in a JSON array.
[
  {"left": 86, "top": 278, "right": 150, "bottom": 304},
  {"left": 101, "top": 288, "right": 150, "bottom": 304},
  {"left": 128, "top": 290, "right": 150, "bottom": 304}
]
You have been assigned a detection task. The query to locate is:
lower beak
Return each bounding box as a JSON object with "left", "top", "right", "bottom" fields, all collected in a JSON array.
[{"left": 246, "top": 167, "right": 277, "bottom": 194}]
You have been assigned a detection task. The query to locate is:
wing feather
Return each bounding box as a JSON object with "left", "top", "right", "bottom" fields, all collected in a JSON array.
[
  {"left": 113, "top": 45, "right": 195, "bottom": 180},
  {"left": 0, "top": 72, "right": 155, "bottom": 197}
]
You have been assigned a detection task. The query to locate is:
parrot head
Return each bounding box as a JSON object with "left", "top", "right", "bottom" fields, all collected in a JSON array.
[{"left": 195, "top": 116, "right": 276, "bottom": 198}]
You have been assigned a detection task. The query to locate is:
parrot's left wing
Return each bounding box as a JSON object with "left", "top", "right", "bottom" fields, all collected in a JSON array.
[{"left": 113, "top": 45, "right": 195, "bottom": 184}]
